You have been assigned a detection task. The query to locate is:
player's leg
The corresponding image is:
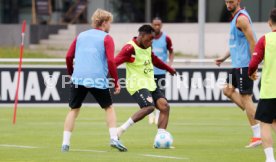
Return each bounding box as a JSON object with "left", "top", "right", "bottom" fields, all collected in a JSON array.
[
  {"left": 62, "top": 84, "right": 88, "bottom": 152},
  {"left": 223, "top": 85, "right": 244, "bottom": 110},
  {"left": 152, "top": 88, "right": 170, "bottom": 129},
  {"left": 223, "top": 69, "right": 244, "bottom": 110},
  {"left": 118, "top": 106, "right": 155, "bottom": 136},
  {"left": 155, "top": 109, "right": 161, "bottom": 125},
  {"left": 271, "top": 119, "right": 276, "bottom": 133},
  {"left": 155, "top": 98, "right": 170, "bottom": 129},
  {"left": 154, "top": 75, "right": 166, "bottom": 124},
  {"left": 63, "top": 108, "right": 81, "bottom": 135},
  {"left": 105, "top": 105, "right": 117, "bottom": 133},
  {"left": 261, "top": 122, "right": 275, "bottom": 162},
  {"left": 91, "top": 88, "right": 127, "bottom": 152},
  {"left": 149, "top": 75, "right": 162, "bottom": 124},
  {"left": 237, "top": 67, "right": 261, "bottom": 148},
  {"left": 239, "top": 68, "right": 258, "bottom": 125},
  {"left": 256, "top": 99, "right": 276, "bottom": 161},
  {"left": 148, "top": 110, "right": 155, "bottom": 124},
  {"left": 126, "top": 106, "right": 155, "bottom": 124},
  {"left": 241, "top": 94, "right": 262, "bottom": 148},
  {"left": 241, "top": 94, "right": 258, "bottom": 126},
  {"left": 105, "top": 105, "right": 127, "bottom": 151},
  {"left": 269, "top": 99, "right": 276, "bottom": 133},
  {"left": 62, "top": 108, "right": 81, "bottom": 152},
  {"left": 118, "top": 89, "right": 155, "bottom": 137}
]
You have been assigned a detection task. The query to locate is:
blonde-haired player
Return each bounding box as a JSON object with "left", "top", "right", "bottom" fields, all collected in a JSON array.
[{"left": 61, "top": 9, "right": 127, "bottom": 152}]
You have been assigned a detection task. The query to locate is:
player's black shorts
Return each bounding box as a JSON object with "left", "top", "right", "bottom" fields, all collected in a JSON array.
[
  {"left": 69, "top": 83, "right": 113, "bottom": 109},
  {"left": 154, "top": 74, "right": 166, "bottom": 92},
  {"left": 225, "top": 67, "right": 253, "bottom": 94},
  {"left": 255, "top": 98, "right": 276, "bottom": 124},
  {"left": 132, "top": 88, "right": 167, "bottom": 108}
]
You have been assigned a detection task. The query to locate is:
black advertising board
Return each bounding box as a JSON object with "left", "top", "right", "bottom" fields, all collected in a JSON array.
[{"left": 0, "top": 67, "right": 261, "bottom": 104}]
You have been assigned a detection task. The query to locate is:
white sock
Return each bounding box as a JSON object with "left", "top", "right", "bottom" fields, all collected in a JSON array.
[
  {"left": 121, "top": 118, "right": 134, "bottom": 131},
  {"left": 158, "top": 128, "right": 166, "bottom": 133},
  {"left": 149, "top": 112, "right": 155, "bottom": 118},
  {"left": 109, "top": 128, "right": 118, "bottom": 140},
  {"left": 252, "top": 124, "right": 261, "bottom": 138},
  {"left": 155, "top": 110, "right": 160, "bottom": 124},
  {"left": 264, "top": 147, "right": 275, "bottom": 162},
  {"left": 62, "top": 131, "right": 72, "bottom": 146},
  {"left": 155, "top": 110, "right": 160, "bottom": 118}
]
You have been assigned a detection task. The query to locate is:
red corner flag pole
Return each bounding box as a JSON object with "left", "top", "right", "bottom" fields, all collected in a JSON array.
[{"left": 13, "top": 20, "right": 26, "bottom": 124}]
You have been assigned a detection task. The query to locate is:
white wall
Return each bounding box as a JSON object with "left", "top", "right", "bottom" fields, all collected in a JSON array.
[
  {"left": 0, "top": 25, "right": 30, "bottom": 47},
  {"left": 105, "top": 23, "right": 270, "bottom": 57}
]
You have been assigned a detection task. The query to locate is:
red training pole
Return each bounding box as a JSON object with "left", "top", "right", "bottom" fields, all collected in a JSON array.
[{"left": 13, "top": 20, "right": 26, "bottom": 124}]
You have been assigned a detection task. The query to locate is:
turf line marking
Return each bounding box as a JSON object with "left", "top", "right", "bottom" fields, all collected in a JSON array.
[
  {"left": 71, "top": 149, "right": 107, "bottom": 153},
  {"left": 141, "top": 154, "right": 189, "bottom": 160},
  {"left": 172, "top": 122, "right": 247, "bottom": 126},
  {"left": 0, "top": 144, "right": 39, "bottom": 149}
]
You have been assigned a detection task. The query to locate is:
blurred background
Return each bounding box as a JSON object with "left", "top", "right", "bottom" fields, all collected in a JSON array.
[
  {"left": 0, "top": 0, "right": 275, "bottom": 58},
  {"left": 1, "top": 0, "right": 275, "bottom": 24},
  {"left": 0, "top": 3, "right": 274, "bottom": 161},
  {"left": 0, "top": 0, "right": 274, "bottom": 105}
]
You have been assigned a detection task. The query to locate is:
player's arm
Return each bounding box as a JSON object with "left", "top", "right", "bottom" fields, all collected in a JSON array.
[
  {"left": 166, "top": 36, "right": 174, "bottom": 66},
  {"left": 151, "top": 52, "right": 176, "bottom": 75},
  {"left": 115, "top": 44, "right": 135, "bottom": 66},
  {"left": 104, "top": 35, "right": 119, "bottom": 90},
  {"left": 215, "top": 50, "right": 230, "bottom": 67},
  {"left": 236, "top": 15, "right": 256, "bottom": 54},
  {"left": 248, "top": 36, "right": 265, "bottom": 80},
  {"left": 66, "top": 37, "right": 77, "bottom": 76}
]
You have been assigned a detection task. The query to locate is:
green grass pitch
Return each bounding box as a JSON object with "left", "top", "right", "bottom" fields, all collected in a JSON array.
[{"left": 0, "top": 106, "right": 265, "bottom": 162}]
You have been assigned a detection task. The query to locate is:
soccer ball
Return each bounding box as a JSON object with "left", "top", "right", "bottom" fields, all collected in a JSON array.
[{"left": 153, "top": 131, "right": 173, "bottom": 149}]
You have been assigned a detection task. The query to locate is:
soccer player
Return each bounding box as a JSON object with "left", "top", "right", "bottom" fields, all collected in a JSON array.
[
  {"left": 215, "top": 0, "right": 261, "bottom": 148},
  {"left": 148, "top": 17, "right": 175, "bottom": 125},
  {"left": 61, "top": 9, "right": 127, "bottom": 152},
  {"left": 115, "top": 25, "right": 176, "bottom": 140},
  {"left": 248, "top": 8, "right": 276, "bottom": 162}
]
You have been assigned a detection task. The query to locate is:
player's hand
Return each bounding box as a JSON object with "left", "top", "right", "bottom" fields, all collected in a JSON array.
[
  {"left": 249, "top": 71, "right": 258, "bottom": 80},
  {"left": 170, "top": 68, "right": 177, "bottom": 76},
  {"left": 114, "top": 84, "right": 121, "bottom": 95},
  {"left": 215, "top": 58, "right": 225, "bottom": 67}
]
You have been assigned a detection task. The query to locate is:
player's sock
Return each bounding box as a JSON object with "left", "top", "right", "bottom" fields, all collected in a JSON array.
[
  {"left": 251, "top": 123, "right": 261, "bottom": 138},
  {"left": 62, "top": 131, "right": 72, "bottom": 146},
  {"left": 154, "top": 110, "right": 160, "bottom": 125},
  {"left": 157, "top": 128, "right": 166, "bottom": 133},
  {"left": 109, "top": 127, "right": 118, "bottom": 140},
  {"left": 149, "top": 112, "right": 155, "bottom": 119},
  {"left": 155, "top": 110, "right": 160, "bottom": 117},
  {"left": 149, "top": 112, "right": 155, "bottom": 124},
  {"left": 264, "top": 147, "right": 275, "bottom": 162},
  {"left": 121, "top": 118, "right": 134, "bottom": 131}
]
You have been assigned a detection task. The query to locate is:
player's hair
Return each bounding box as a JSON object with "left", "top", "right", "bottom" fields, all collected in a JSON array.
[
  {"left": 138, "top": 25, "right": 155, "bottom": 35},
  {"left": 91, "top": 9, "right": 113, "bottom": 28},
  {"left": 152, "top": 17, "right": 162, "bottom": 22},
  {"left": 270, "top": 8, "right": 276, "bottom": 24}
]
